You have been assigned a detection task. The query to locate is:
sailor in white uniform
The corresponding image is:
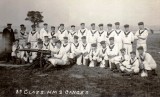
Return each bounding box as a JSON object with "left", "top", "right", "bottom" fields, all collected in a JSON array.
[
  {"left": 87, "top": 23, "right": 98, "bottom": 44},
  {"left": 49, "top": 26, "right": 57, "bottom": 39},
  {"left": 39, "top": 23, "right": 50, "bottom": 41},
  {"left": 114, "top": 22, "right": 124, "bottom": 53},
  {"left": 28, "top": 25, "right": 39, "bottom": 48},
  {"left": 106, "top": 24, "right": 116, "bottom": 45},
  {"left": 135, "top": 22, "right": 148, "bottom": 54},
  {"left": 80, "top": 36, "right": 91, "bottom": 65},
  {"left": 98, "top": 41, "right": 109, "bottom": 68},
  {"left": 49, "top": 36, "right": 57, "bottom": 52},
  {"left": 43, "top": 36, "right": 50, "bottom": 50},
  {"left": 77, "top": 23, "right": 88, "bottom": 42},
  {"left": 46, "top": 40, "right": 70, "bottom": 70},
  {"left": 107, "top": 37, "right": 119, "bottom": 70},
  {"left": 57, "top": 24, "right": 68, "bottom": 42},
  {"left": 68, "top": 25, "right": 78, "bottom": 43},
  {"left": 137, "top": 46, "right": 157, "bottom": 77},
  {"left": 61, "top": 37, "right": 71, "bottom": 54},
  {"left": 122, "top": 24, "right": 134, "bottom": 55},
  {"left": 97, "top": 24, "right": 106, "bottom": 47},
  {"left": 18, "top": 24, "right": 28, "bottom": 48},
  {"left": 89, "top": 43, "right": 99, "bottom": 67},
  {"left": 70, "top": 35, "right": 82, "bottom": 65}
]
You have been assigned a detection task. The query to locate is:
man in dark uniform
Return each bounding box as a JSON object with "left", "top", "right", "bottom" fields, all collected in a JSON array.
[{"left": 2, "top": 23, "right": 15, "bottom": 62}]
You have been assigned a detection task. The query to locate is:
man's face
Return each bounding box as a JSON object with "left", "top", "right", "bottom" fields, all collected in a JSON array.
[
  {"left": 81, "top": 24, "right": 85, "bottom": 29},
  {"left": 125, "top": 27, "right": 129, "bottom": 32},
  {"left": 64, "top": 39, "right": 68, "bottom": 43},
  {"left": 15, "top": 41, "right": 19, "bottom": 45},
  {"left": 38, "top": 44, "right": 43, "bottom": 49},
  {"left": 91, "top": 25, "right": 95, "bottom": 30},
  {"left": 7, "top": 25, "right": 11, "bottom": 29},
  {"left": 60, "top": 26, "right": 64, "bottom": 30},
  {"left": 107, "top": 26, "right": 112, "bottom": 30},
  {"left": 101, "top": 43, "right": 106, "bottom": 48},
  {"left": 82, "top": 38, "right": 86, "bottom": 43},
  {"left": 51, "top": 28, "right": 55, "bottom": 31},
  {"left": 99, "top": 26, "right": 103, "bottom": 30},
  {"left": 109, "top": 40, "right": 114, "bottom": 44},
  {"left": 115, "top": 25, "right": 120, "bottom": 29},
  {"left": 138, "top": 49, "right": 144, "bottom": 55},
  {"left": 56, "top": 43, "right": 61, "bottom": 48},
  {"left": 71, "top": 27, "right": 75, "bottom": 31},
  {"left": 91, "top": 46, "right": 96, "bottom": 51},
  {"left": 27, "top": 44, "right": 31, "bottom": 49},
  {"left": 131, "top": 53, "right": 136, "bottom": 59},
  {"left": 74, "top": 38, "right": 78, "bottom": 43},
  {"left": 139, "top": 25, "right": 144, "bottom": 30},
  {"left": 32, "top": 27, "right": 36, "bottom": 31},
  {"left": 121, "top": 51, "right": 125, "bottom": 56},
  {"left": 44, "top": 37, "right": 49, "bottom": 42},
  {"left": 44, "top": 25, "right": 48, "bottom": 29}
]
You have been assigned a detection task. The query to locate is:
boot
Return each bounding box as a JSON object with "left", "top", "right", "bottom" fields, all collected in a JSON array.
[
  {"left": 105, "top": 60, "right": 109, "bottom": 68},
  {"left": 84, "top": 59, "right": 89, "bottom": 66}
]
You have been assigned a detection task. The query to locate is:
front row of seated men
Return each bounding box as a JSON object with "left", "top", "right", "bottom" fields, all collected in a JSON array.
[{"left": 11, "top": 35, "right": 157, "bottom": 77}]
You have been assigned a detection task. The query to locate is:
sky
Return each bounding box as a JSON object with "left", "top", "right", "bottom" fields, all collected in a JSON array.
[{"left": 0, "top": 0, "right": 160, "bottom": 28}]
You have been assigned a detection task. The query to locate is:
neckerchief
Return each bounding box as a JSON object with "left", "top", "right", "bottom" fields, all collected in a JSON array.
[
  {"left": 98, "top": 31, "right": 104, "bottom": 36},
  {"left": 31, "top": 31, "right": 36, "bottom": 36},
  {"left": 63, "top": 43, "right": 68, "bottom": 47},
  {"left": 59, "top": 29, "right": 65, "bottom": 34},
  {"left": 115, "top": 30, "right": 121, "bottom": 36},
  {"left": 139, "top": 30, "right": 145, "bottom": 36},
  {"left": 106, "top": 30, "right": 114, "bottom": 38},
  {"left": 109, "top": 44, "right": 115, "bottom": 51},
  {"left": 102, "top": 48, "right": 107, "bottom": 54},
  {"left": 27, "top": 51, "right": 32, "bottom": 56},
  {"left": 73, "top": 43, "right": 79, "bottom": 49},
  {"left": 44, "top": 42, "right": 49, "bottom": 49},
  {"left": 80, "top": 29, "right": 86, "bottom": 35},
  {"left": 51, "top": 31, "right": 55, "bottom": 37},
  {"left": 121, "top": 56, "right": 125, "bottom": 63},
  {"left": 71, "top": 31, "right": 77, "bottom": 37},
  {"left": 83, "top": 43, "right": 87, "bottom": 50},
  {"left": 91, "top": 30, "right": 97, "bottom": 36},
  {"left": 140, "top": 54, "right": 145, "bottom": 62},
  {"left": 130, "top": 58, "right": 137, "bottom": 65},
  {"left": 20, "top": 30, "right": 25, "bottom": 36},
  {"left": 124, "top": 31, "right": 130, "bottom": 37}
]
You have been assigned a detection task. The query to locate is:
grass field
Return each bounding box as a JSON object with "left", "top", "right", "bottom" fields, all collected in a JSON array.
[{"left": 0, "top": 33, "right": 160, "bottom": 97}]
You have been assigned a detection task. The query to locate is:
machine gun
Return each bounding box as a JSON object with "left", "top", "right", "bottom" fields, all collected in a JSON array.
[{"left": 19, "top": 49, "right": 51, "bottom": 67}]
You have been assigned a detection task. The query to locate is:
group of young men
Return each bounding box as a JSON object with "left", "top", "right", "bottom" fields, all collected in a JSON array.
[{"left": 11, "top": 22, "right": 157, "bottom": 77}]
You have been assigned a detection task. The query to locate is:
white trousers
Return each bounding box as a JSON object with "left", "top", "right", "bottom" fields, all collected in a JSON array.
[
  {"left": 48, "top": 58, "right": 67, "bottom": 66},
  {"left": 123, "top": 43, "right": 132, "bottom": 55}
]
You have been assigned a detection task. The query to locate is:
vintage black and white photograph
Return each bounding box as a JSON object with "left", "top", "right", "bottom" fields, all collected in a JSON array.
[{"left": 0, "top": 0, "right": 160, "bottom": 97}]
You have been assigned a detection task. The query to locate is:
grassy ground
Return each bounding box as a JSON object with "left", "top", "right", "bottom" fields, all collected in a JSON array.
[{"left": 0, "top": 33, "right": 160, "bottom": 97}]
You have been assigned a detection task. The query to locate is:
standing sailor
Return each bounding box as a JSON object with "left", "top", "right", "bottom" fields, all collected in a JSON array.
[
  {"left": 87, "top": 23, "right": 98, "bottom": 44},
  {"left": 2, "top": 23, "right": 15, "bottom": 62},
  {"left": 122, "top": 24, "right": 134, "bottom": 55},
  {"left": 49, "top": 26, "right": 57, "bottom": 39},
  {"left": 28, "top": 25, "right": 39, "bottom": 48},
  {"left": 135, "top": 22, "right": 148, "bottom": 53},
  {"left": 77, "top": 23, "right": 88, "bottom": 42},
  {"left": 39, "top": 23, "right": 49, "bottom": 41},
  {"left": 105, "top": 24, "right": 116, "bottom": 45},
  {"left": 97, "top": 24, "right": 106, "bottom": 47},
  {"left": 57, "top": 24, "right": 68, "bottom": 42},
  {"left": 114, "top": 22, "right": 124, "bottom": 52},
  {"left": 18, "top": 24, "right": 28, "bottom": 48},
  {"left": 68, "top": 25, "right": 77, "bottom": 43}
]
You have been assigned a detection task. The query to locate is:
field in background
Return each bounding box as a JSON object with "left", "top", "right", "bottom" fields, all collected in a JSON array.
[{"left": 0, "top": 32, "right": 160, "bottom": 97}]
